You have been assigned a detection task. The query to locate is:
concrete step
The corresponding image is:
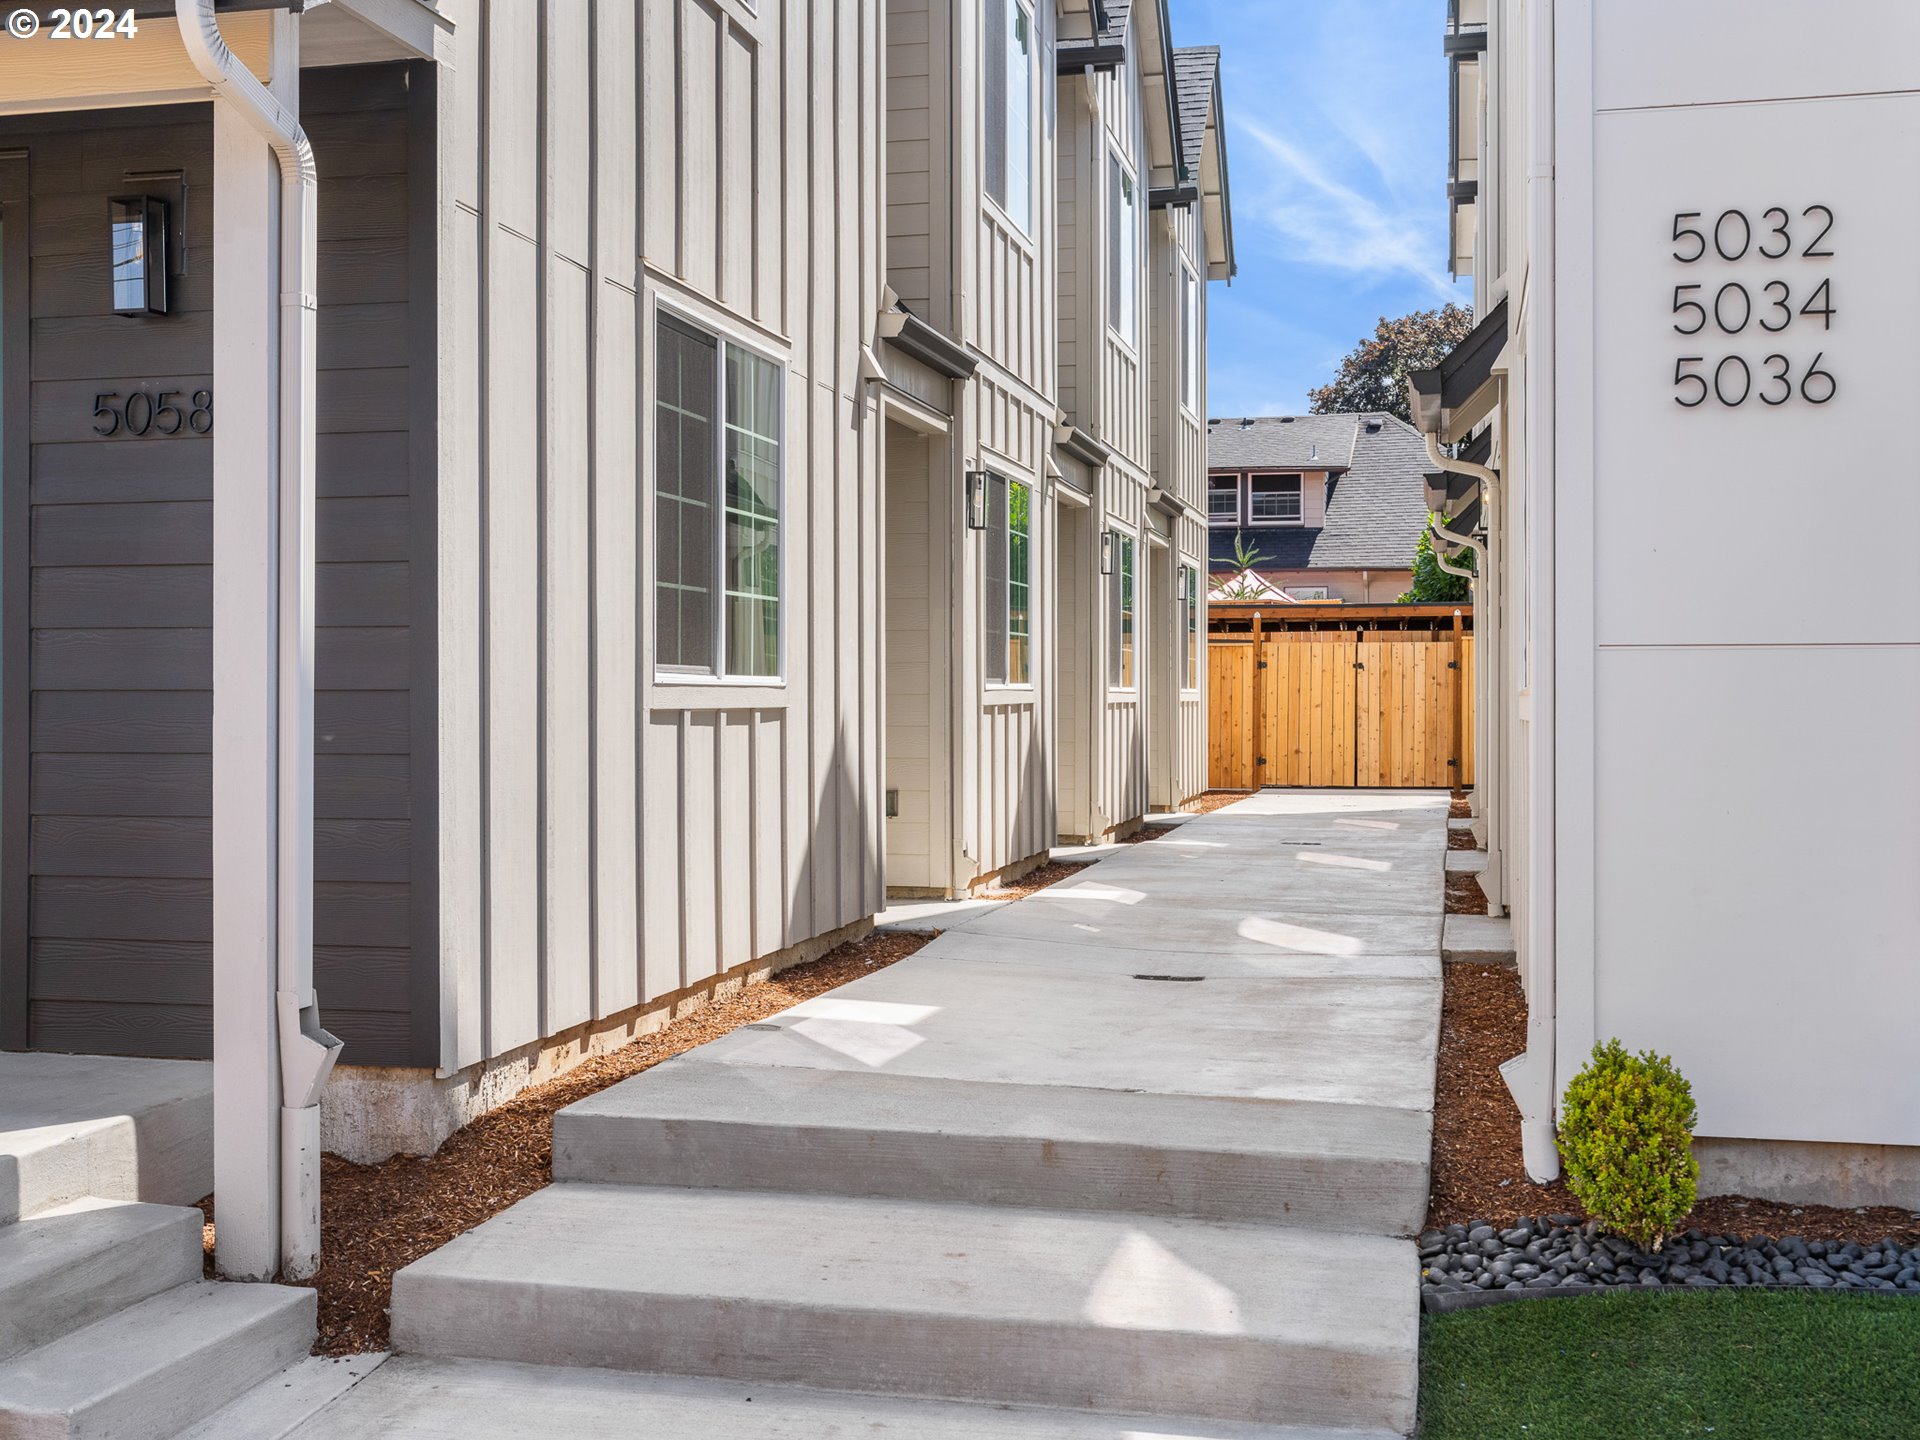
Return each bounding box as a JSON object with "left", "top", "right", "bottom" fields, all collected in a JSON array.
[
  {"left": 0, "top": 1200, "right": 203, "bottom": 1363},
  {"left": 1443, "top": 848, "right": 1486, "bottom": 874},
  {"left": 555, "top": 1055, "right": 1432, "bottom": 1233},
  {"left": 1441, "top": 913, "right": 1514, "bottom": 966},
  {"left": 0, "top": 1054, "right": 211, "bottom": 1224},
  {"left": 0, "top": 1280, "right": 315, "bottom": 1440},
  {"left": 177, "top": 1353, "right": 388, "bottom": 1440},
  {"left": 392, "top": 1184, "right": 1418, "bottom": 1433},
  {"left": 274, "top": 1355, "right": 1405, "bottom": 1440}
]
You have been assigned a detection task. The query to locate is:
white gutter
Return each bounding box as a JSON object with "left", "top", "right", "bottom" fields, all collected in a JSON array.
[{"left": 177, "top": 0, "right": 341, "bottom": 1279}]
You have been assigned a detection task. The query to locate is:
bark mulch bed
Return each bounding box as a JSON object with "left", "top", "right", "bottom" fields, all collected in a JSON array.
[
  {"left": 1446, "top": 869, "right": 1488, "bottom": 916},
  {"left": 200, "top": 928, "right": 930, "bottom": 1356},
  {"left": 1428, "top": 963, "right": 1920, "bottom": 1248},
  {"left": 986, "top": 858, "right": 1094, "bottom": 896},
  {"left": 1449, "top": 790, "right": 1474, "bottom": 820},
  {"left": 1447, "top": 827, "right": 1479, "bottom": 851},
  {"left": 1187, "top": 789, "right": 1255, "bottom": 816}
]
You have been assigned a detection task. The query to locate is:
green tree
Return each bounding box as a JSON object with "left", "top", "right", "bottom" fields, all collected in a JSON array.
[
  {"left": 1308, "top": 304, "right": 1474, "bottom": 424},
  {"left": 1398, "top": 522, "right": 1473, "bottom": 603}
]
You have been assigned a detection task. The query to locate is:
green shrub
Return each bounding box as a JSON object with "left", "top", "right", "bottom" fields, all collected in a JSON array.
[{"left": 1558, "top": 1039, "right": 1699, "bottom": 1251}]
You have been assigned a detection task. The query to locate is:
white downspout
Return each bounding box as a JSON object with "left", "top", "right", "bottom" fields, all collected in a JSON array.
[{"left": 178, "top": 0, "right": 341, "bottom": 1279}]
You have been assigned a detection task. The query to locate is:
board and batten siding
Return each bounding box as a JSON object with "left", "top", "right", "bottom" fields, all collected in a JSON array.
[
  {"left": 0, "top": 66, "right": 430, "bottom": 1063},
  {"left": 431, "top": 0, "right": 884, "bottom": 1073}
]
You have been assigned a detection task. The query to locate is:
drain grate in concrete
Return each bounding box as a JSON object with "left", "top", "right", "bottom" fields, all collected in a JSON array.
[{"left": 1132, "top": 974, "right": 1205, "bottom": 983}]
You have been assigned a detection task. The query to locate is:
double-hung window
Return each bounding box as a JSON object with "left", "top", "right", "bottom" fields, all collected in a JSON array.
[
  {"left": 1109, "top": 154, "right": 1136, "bottom": 344},
  {"left": 1179, "top": 562, "right": 1200, "bottom": 690},
  {"left": 984, "top": 473, "right": 1033, "bottom": 686},
  {"left": 1107, "top": 529, "right": 1136, "bottom": 689},
  {"left": 1207, "top": 473, "right": 1239, "bottom": 524},
  {"left": 1249, "top": 474, "right": 1303, "bottom": 524},
  {"left": 984, "top": 0, "right": 1035, "bottom": 234},
  {"left": 655, "top": 312, "right": 783, "bottom": 679}
]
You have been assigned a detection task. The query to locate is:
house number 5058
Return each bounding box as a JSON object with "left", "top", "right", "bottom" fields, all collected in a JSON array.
[{"left": 91, "top": 388, "right": 214, "bottom": 437}]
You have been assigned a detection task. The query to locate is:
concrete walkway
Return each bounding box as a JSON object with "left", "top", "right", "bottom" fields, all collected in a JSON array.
[{"left": 285, "top": 790, "right": 1449, "bottom": 1439}]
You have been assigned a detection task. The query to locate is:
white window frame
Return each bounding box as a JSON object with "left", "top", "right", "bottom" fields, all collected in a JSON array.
[
  {"left": 1247, "top": 472, "right": 1304, "bottom": 526},
  {"left": 1206, "top": 472, "right": 1240, "bottom": 526},
  {"left": 984, "top": 0, "right": 1036, "bottom": 238},
  {"left": 1179, "top": 561, "right": 1201, "bottom": 692},
  {"left": 1179, "top": 260, "right": 1200, "bottom": 414},
  {"left": 1108, "top": 151, "right": 1138, "bottom": 348},
  {"left": 1287, "top": 586, "right": 1332, "bottom": 602},
  {"left": 984, "top": 472, "right": 1035, "bottom": 690},
  {"left": 1107, "top": 528, "right": 1136, "bottom": 691},
  {"left": 651, "top": 302, "right": 787, "bottom": 691}
]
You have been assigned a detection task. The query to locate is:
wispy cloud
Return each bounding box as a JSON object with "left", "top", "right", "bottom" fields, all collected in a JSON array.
[{"left": 1236, "top": 117, "right": 1459, "bottom": 303}]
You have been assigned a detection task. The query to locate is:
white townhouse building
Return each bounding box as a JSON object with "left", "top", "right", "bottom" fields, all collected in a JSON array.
[
  {"left": 880, "top": 0, "right": 1232, "bottom": 888},
  {"left": 0, "top": 0, "right": 1233, "bottom": 1284},
  {"left": 1427, "top": 0, "right": 1918, "bottom": 1205}
]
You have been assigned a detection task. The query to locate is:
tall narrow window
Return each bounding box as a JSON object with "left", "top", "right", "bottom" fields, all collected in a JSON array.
[
  {"left": 1175, "top": 263, "right": 1190, "bottom": 410},
  {"left": 1180, "top": 563, "right": 1200, "bottom": 690},
  {"left": 1108, "top": 530, "right": 1136, "bottom": 688},
  {"left": 984, "top": 0, "right": 1034, "bottom": 234},
  {"left": 984, "top": 474, "right": 1033, "bottom": 685},
  {"left": 1109, "top": 155, "right": 1137, "bottom": 343},
  {"left": 656, "top": 313, "right": 783, "bottom": 678}
]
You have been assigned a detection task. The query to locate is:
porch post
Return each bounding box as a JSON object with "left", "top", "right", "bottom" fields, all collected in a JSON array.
[{"left": 210, "top": 12, "right": 298, "bottom": 1282}]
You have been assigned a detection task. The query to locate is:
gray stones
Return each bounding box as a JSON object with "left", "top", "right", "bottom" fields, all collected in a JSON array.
[{"left": 1419, "top": 1218, "right": 1920, "bottom": 1311}]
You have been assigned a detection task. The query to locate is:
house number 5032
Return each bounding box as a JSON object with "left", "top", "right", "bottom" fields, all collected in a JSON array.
[{"left": 91, "top": 388, "right": 214, "bottom": 437}]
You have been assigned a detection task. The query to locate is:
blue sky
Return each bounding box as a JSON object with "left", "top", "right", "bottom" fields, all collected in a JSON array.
[{"left": 1170, "top": 0, "right": 1473, "bottom": 418}]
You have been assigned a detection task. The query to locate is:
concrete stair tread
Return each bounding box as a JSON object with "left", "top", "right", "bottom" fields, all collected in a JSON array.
[
  {"left": 556, "top": 1056, "right": 1432, "bottom": 1231},
  {"left": 1441, "top": 913, "right": 1514, "bottom": 963},
  {"left": 0, "top": 1280, "right": 316, "bottom": 1440},
  {"left": 177, "top": 1352, "right": 390, "bottom": 1440},
  {"left": 278, "top": 1355, "right": 1404, "bottom": 1439},
  {"left": 0, "top": 1198, "right": 203, "bottom": 1363},
  {"left": 393, "top": 1183, "right": 1417, "bottom": 1431}
]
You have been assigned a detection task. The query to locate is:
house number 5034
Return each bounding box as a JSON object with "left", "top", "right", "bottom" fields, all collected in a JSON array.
[{"left": 91, "top": 388, "right": 214, "bottom": 437}]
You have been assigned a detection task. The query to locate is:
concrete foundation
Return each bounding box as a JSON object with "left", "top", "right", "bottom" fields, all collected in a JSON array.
[
  {"left": 320, "top": 917, "right": 874, "bottom": 1163},
  {"left": 1695, "top": 1136, "right": 1920, "bottom": 1212}
]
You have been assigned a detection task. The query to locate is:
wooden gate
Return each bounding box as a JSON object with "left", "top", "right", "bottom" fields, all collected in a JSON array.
[{"left": 1208, "top": 634, "right": 1470, "bottom": 789}]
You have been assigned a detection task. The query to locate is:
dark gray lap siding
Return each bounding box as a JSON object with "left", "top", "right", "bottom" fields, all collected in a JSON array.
[{"left": 2, "top": 67, "right": 430, "bottom": 1065}]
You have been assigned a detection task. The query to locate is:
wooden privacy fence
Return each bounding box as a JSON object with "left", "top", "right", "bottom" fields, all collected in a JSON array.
[{"left": 1209, "top": 633, "right": 1476, "bottom": 790}]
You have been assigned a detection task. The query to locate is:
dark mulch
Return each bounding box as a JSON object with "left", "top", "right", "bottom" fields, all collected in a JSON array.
[
  {"left": 1186, "top": 789, "right": 1256, "bottom": 816},
  {"left": 987, "top": 858, "right": 1094, "bottom": 896},
  {"left": 1449, "top": 789, "right": 1474, "bottom": 820},
  {"left": 1427, "top": 964, "right": 1920, "bottom": 1247},
  {"left": 1446, "top": 869, "right": 1488, "bottom": 915},
  {"left": 200, "top": 929, "right": 931, "bottom": 1356},
  {"left": 1447, "top": 827, "right": 1479, "bottom": 851}
]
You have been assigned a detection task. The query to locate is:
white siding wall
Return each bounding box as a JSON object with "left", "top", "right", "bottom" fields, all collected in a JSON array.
[{"left": 434, "top": 0, "right": 883, "bottom": 1072}]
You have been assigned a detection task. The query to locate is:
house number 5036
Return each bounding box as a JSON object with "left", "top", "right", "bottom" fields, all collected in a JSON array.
[{"left": 91, "top": 388, "right": 214, "bottom": 437}]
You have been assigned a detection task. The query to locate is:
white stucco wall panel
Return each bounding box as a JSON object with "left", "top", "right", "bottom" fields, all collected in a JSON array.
[
  {"left": 1593, "top": 0, "right": 1920, "bottom": 113},
  {"left": 1592, "top": 93, "right": 1920, "bottom": 647},
  {"left": 1592, "top": 646, "right": 1920, "bottom": 1148}
]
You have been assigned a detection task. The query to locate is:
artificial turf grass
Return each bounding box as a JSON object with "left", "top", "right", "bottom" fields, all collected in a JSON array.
[{"left": 1418, "top": 1288, "right": 1920, "bottom": 1439}]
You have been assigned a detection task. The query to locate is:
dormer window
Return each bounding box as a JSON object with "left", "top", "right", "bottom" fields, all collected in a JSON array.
[
  {"left": 1207, "top": 473, "right": 1240, "bottom": 524},
  {"left": 1249, "top": 474, "right": 1303, "bottom": 524}
]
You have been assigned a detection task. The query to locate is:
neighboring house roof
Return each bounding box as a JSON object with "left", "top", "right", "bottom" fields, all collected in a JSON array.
[
  {"left": 1206, "top": 413, "right": 1360, "bottom": 472},
  {"left": 1172, "top": 46, "right": 1218, "bottom": 183},
  {"left": 1207, "top": 413, "right": 1434, "bottom": 573},
  {"left": 1099, "top": 0, "right": 1132, "bottom": 45}
]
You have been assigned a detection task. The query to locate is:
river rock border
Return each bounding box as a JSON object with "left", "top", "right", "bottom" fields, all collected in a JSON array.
[{"left": 1421, "top": 1216, "right": 1920, "bottom": 1313}]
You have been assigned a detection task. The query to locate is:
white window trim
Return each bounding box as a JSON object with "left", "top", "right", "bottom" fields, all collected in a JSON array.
[
  {"left": 1246, "top": 471, "right": 1305, "bottom": 528},
  {"left": 1206, "top": 471, "right": 1242, "bottom": 527},
  {"left": 983, "top": 0, "right": 1038, "bottom": 243},
  {"left": 1107, "top": 528, "right": 1138, "bottom": 694},
  {"left": 1107, "top": 150, "right": 1140, "bottom": 354},
  {"left": 648, "top": 295, "right": 791, "bottom": 709},
  {"left": 984, "top": 471, "right": 1037, "bottom": 694},
  {"left": 1179, "top": 560, "right": 1202, "bottom": 694},
  {"left": 1178, "top": 259, "right": 1201, "bottom": 418}
]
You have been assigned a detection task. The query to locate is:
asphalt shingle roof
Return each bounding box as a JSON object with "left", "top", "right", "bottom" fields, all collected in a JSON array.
[
  {"left": 1098, "top": 0, "right": 1132, "bottom": 46},
  {"left": 1206, "top": 413, "right": 1359, "bottom": 472},
  {"left": 1207, "top": 413, "right": 1434, "bottom": 573},
  {"left": 1172, "top": 47, "right": 1219, "bottom": 182}
]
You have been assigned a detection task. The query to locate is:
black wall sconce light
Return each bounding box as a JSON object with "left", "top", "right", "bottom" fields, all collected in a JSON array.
[
  {"left": 1100, "top": 530, "right": 1115, "bottom": 575},
  {"left": 110, "top": 195, "right": 170, "bottom": 317},
  {"left": 965, "top": 470, "right": 991, "bottom": 530}
]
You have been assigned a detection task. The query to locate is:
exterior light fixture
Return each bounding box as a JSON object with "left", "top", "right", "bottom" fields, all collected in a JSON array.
[
  {"left": 965, "top": 470, "right": 991, "bottom": 530},
  {"left": 110, "top": 195, "right": 170, "bottom": 317},
  {"left": 1100, "top": 530, "right": 1115, "bottom": 575}
]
